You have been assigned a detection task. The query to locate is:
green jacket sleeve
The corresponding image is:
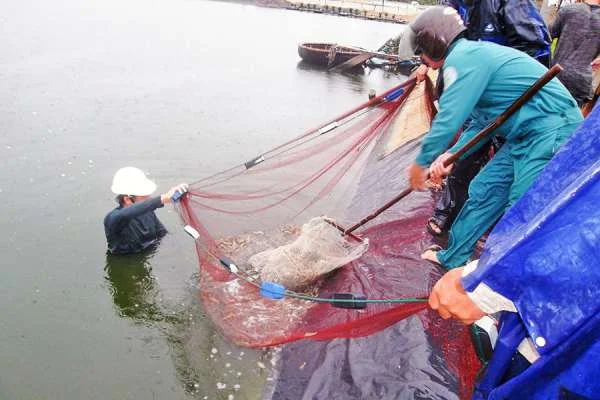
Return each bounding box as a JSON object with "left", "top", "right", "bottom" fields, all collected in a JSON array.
[{"left": 415, "top": 57, "right": 492, "bottom": 167}]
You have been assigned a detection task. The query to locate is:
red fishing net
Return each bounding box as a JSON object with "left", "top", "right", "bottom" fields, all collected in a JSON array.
[{"left": 177, "top": 77, "right": 480, "bottom": 398}]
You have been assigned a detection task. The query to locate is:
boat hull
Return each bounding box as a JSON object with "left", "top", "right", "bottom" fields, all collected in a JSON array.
[{"left": 298, "top": 42, "right": 364, "bottom": 67}]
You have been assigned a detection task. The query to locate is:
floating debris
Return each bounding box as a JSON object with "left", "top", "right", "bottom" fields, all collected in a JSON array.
[
  {"left": 216, "top": 382, "right": 227, "bottom": 390},
  {"left": 211, "top": 348, "right": 218, "bottom": 354}
]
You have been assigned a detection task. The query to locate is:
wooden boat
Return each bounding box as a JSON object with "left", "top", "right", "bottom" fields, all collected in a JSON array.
[
  {"left": 298, "top": 42, "right": 420, "bottom": 74},
  {"left": 297, "top": 43, "right": 366, "bottom": 67}
]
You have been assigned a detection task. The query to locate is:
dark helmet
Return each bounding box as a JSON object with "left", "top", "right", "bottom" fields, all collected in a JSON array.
[{"left": 408, "top": 6, "right": 467, "bottom": 61}]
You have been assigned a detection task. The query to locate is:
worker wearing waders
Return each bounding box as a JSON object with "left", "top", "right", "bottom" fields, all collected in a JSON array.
[
  {"left": 427, "top": 106, "right": 600, "bottom": 399},
  {"left": 406, "top": 6, "right": 583, "bottom": 269},
  {"left": 104, "top": 167, "right": 188, "bottom": 255}
]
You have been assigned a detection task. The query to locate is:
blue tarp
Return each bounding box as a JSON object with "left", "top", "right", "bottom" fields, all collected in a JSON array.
[{"left": 463, "top": 104, "right": 600, "bottom": 399}]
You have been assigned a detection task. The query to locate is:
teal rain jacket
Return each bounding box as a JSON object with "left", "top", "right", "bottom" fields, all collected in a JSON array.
[
  {"left": 416, "top": 39, "right": 579, "bottom": 168},
  {"left": 416, "top": 39, "right": 583, "bottom": 269}
]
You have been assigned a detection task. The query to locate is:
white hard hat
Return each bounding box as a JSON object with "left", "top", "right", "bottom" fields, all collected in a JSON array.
[{"left": 111, "top": 167, "right": 157, "bottom": 196}]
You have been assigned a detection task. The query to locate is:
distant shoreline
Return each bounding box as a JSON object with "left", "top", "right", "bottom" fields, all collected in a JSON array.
[{"left": 215, "top": 0, "right": 422, "bottom": 23}]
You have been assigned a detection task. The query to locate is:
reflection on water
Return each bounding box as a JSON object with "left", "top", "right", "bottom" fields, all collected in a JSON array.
[
  {"left": 104, "top": 249, "right": 273, "bottom": 399},
  {"left": 295, "top": 59, "right": 365, "bottom": 74},
  {"left": 295, "top": 59, "right": 400, "bottom": 96},
  {"left": 104, "top": 249, "right": 171, "bottom": 324}
]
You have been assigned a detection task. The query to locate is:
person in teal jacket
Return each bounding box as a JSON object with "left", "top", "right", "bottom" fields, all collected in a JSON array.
[{"left": 406, "top": 6, "right": 583, "bottom": 269}]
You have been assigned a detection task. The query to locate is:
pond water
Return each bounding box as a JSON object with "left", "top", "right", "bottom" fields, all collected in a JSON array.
[{"left": 0, "top": 0, "right": 408, "bottom": 398}]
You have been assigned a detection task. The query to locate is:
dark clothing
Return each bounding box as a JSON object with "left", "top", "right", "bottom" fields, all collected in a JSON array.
[
  {"left": 549, "top": 3, "right": 600, "bottom": 106},
  {"left": 104, "top": 196, "right": 167, "bottom": 255},
  {"left": 443, "top": 0, "right": 551, "bottom": 63},
  {"left": 430, "top": 143, "right": 491, "bottom": 232}
]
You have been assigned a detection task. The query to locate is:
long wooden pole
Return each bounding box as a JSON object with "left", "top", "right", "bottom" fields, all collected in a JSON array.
[{"left": 342, "top": 64, "right": 564, "bottom": 235}]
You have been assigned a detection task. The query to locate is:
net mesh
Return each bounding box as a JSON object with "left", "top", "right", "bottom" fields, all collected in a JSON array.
[
  {"left": 248, "top": 217, "right": 369, "bottom": 290},
  {"left": 177, "top": 76, "right": 480, "bottom": 398}
]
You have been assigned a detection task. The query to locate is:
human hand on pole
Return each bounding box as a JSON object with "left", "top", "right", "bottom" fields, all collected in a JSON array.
[
  {"left": 428, "top": 267, "right": 486, "bottom": 325},
  {"left": 161, "top": 183, "right": 189, "bottom": 204},
  {"left": 429, "top": 152, "right": 454, "bottom": 181},
  {"left": 407, "top": 163, "right": 430, "bottom": 191}
]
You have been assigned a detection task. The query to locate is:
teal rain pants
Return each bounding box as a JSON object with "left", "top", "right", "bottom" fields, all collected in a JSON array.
[{"left": 437, "top": 121, "right": 581, "bottom": 269}]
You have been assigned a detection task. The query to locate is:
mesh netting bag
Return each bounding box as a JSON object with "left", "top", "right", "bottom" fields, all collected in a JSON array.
[{"left": 248, "top": 217, "right": 369, "bottom": 290}]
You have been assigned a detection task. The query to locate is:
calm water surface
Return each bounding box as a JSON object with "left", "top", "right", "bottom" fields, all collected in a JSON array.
[{"left": 0, "top": 1, "right": 407, "bottom": 398}]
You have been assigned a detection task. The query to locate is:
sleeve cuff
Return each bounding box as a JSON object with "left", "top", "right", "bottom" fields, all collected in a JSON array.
[
  {"left": 152, "top": 196, "right": 164, "bottom": 209},
  {"left": 415, "top": 153, "right": 431, "bottom": 168},
  {"left": 462, "top": 260, "right": 517, "bottom": 314}
]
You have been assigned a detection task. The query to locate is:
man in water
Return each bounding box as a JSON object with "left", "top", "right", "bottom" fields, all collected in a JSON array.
[
  {"left": 406, "top": 6, "right": 582, "bottom": 269},
  {"left": 104, "top": 166, "right": 188, "bottom": 255}
]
